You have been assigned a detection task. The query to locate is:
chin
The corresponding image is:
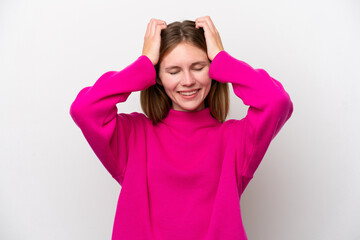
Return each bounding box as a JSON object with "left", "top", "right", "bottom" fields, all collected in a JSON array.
[{"left": 175, "top": 103, "right": 204, "bottom": 112}]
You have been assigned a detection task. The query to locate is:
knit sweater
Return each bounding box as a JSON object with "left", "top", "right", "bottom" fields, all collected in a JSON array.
[{"left": 69, "top": 50, "right": 293, "bottom": 240}]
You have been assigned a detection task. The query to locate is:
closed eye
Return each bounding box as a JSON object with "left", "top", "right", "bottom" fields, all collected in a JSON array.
[{"left": 169, "top": 68, "right": 204, "bottom": 75}]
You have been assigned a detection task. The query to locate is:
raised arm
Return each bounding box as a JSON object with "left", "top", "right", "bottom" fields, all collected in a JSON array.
[
  {"left": 208, "top": 50, "right": 294, "bottom": 194},
  {"left": 69, "top": 55, "right": 156, "bottom": 185},
  {"left": 69, "top": 18, "right": 166, "bottom": 185}
]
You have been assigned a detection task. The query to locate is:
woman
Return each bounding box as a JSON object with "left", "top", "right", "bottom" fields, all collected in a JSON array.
[{"left": 70, "top": 16, "right": 293, "bottom": 240}]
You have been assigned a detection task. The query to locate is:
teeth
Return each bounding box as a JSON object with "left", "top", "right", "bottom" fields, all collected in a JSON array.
[{"left": 179, "top": 89, "right": 199, "bottom": 96}]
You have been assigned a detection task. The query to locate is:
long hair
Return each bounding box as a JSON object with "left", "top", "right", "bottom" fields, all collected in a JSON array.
[{"left": 140, "top": 20, "right": 229, "bottom": 125}]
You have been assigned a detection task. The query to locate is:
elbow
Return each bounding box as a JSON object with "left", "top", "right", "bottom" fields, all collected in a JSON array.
[
  {"left": 274, "top": 91, "right": 294, "bottom": 120},
  {"left": 259, "top": 71, "right": 293, "bottom": 120},
  {"left": 69, "top": 99, "right": 82, "bottom": 120},
  {"left": 69, "top": 99, "right": 87, "bottom": 125},
  {"left": 287, "top": 98, "right": 294, "bottom": 120},
  {"left": 69, "top": 87, "right": 92, "bottom": 122}
]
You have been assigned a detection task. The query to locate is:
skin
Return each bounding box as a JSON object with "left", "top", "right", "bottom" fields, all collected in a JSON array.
[
  {"left": 158, "top": 42, "right": 211, "bottom": 112},
  {"left": 142, "top": 16, "right": 225, "bottom": 112}
]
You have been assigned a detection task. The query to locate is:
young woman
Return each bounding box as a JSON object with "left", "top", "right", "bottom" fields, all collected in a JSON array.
[{"left": 70, "top": 16, "right": 293, "bottom": 240}]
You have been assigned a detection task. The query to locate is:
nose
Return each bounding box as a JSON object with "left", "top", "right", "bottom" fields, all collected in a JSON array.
[{"left": 181, "top": 70, "right": 196, "bottom": 86}]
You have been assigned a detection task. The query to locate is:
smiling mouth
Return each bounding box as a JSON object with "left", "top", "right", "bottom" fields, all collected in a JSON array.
[
  {"left": 178, "top": 88, "right": 201, "bottom": 96},
  {"left": 177, "top": 88, "right": 201, "bottom": 93}
]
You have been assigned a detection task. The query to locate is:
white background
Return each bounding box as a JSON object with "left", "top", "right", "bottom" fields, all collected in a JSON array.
[{"left": 1, "top": 0, "right": 359, "bottom": 239}]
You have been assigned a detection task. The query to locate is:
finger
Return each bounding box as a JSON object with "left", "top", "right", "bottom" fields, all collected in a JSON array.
[
  {"left": 196, "top": 16, "right": 217, "bottom": 33},
  {"left": 204, "top": 16, "right": 217, "bottom": 32},
  {"left": 155, "top": 21, "right": 167, "bottom": 36},
  {"left": 196, "top": 20, "right": 214, "bottom": 35},
  {"left": 195, "top": 16, "right": 209, "bottom": 24},
  {"left": 147, "top": 19, "right": 156, "bottom": 38},
  {"left": 196, "top": 19, "right": 215, "bottom": 34},
  {"left": 156, "top": 21, "right": 167, "bottom": 36},
  {"left": 145, "top": 20, "right": 152, "bottom": 38},
  {"left": 150, "top": 19, "right": 166, "bottom": 37},
  {"left": 150, "top": 19, "right": 157, "bottom": 37},
  {"left": 195, "top": 16, "right": 207, "bottom": 22}
]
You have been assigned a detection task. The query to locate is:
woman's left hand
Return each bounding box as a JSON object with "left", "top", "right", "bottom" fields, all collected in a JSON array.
[{"left": 195, "top": 16, "right": 225, "bottom": 61}]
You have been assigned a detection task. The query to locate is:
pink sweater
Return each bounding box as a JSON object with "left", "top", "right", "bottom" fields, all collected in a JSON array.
[{"left": 69, "top": 50, "right": 293, "bottom": 240}]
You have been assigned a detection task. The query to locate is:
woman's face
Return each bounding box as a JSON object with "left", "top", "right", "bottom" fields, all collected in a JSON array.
[{"left": 159, "top": 42, "right": 212, "bottom": 112}]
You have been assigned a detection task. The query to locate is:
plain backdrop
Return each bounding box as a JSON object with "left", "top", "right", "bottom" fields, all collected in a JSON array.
[{"left": 1, "top": 0, "right": 359, "bottom": 239}]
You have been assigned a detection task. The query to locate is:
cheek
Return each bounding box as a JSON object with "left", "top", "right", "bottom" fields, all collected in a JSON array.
[
  {"left": 201, "top": 78, "right": 212, "bottom": 96},
  {"left": 199, "top": 74, "right": 212, "bottom": 87},
  {"left": 161, "top": 77, "right": 178, "bottom": 92}
]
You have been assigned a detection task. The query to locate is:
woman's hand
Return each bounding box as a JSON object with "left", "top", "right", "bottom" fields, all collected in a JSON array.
[
  {"left": 142, "top": 18, "right": 167, "bottom": 66},
  {"left": 195, "top": 16, "right": 225, "bottom": 61}
]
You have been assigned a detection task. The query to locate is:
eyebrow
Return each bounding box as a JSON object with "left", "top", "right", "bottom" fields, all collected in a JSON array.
[{"left": 164, "top": 61, "right": 207, "bottom": 71}]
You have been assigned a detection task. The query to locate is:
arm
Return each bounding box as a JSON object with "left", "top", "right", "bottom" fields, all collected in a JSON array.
[
  {"left": 69, "top": 55, "right": 156, "bottom": 185},
  {"left": 208, "top": 50, "right": 294, "bottom": 194}
]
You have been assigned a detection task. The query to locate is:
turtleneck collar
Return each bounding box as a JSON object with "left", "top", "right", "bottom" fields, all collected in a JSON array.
[{"left": 160, "top": 107, "right": 220, "bottom": 128}]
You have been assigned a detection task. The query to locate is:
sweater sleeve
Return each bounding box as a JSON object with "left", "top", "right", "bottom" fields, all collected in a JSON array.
[
  {"left": 69, "top": 55, "right": 156, "bottom": 185},
  {"left": 208, "top": 50, "right": 294, "bottom": 194}
]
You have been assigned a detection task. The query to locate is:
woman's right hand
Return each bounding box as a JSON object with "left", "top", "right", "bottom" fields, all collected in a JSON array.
[{"left": 142, "top": 18, "right": 167, "bottom": 66}]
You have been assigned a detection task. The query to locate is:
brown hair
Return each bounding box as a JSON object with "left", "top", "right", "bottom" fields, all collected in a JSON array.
[{"left": 140, "top": 20, "right": 229, "bottom": 125}]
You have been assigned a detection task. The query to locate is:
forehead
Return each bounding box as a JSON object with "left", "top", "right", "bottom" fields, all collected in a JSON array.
[{"left": 160, "top": 42, "right": 209, "bottom": 68}]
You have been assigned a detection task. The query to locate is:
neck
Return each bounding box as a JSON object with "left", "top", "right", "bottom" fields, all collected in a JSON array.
[
  {"left": 160, "top": 107, "right": 220, "bottom": 129},
  {"left": 172, "top": 102, "right": 205, "bottom": 112}
]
